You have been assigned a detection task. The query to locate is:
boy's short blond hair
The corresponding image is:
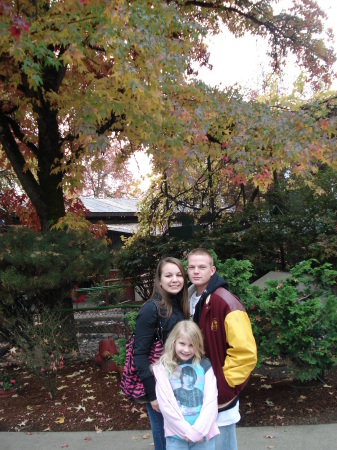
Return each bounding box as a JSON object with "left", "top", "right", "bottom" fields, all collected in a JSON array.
[{"left": 187, "top": 248, "right": 214, "bottom": 266}]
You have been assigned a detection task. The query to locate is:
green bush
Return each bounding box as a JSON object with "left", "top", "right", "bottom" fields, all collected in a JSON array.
[
  {"left": 0, "top": 227, "right": 111, "bottom": 346},
  {"left": 245, "top": 260, "right": 337, "bottom": 380}
]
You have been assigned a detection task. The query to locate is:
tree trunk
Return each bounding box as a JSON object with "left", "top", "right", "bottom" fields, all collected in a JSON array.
[
  {"left": 34, "top": 96, "right": 65, "bottom": 230},
  {"left": 0, "top": 65, "right": 67, "bottom": 231}
]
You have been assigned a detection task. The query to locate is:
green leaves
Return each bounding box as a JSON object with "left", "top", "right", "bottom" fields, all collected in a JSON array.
[
  {"left": 0, "top": 228, "right": 111, "bottom": 304},
  {"left": 244, "top": 260, "right": 337, "bottom": 381},
  {"left": 1, "top": 0, "right": 337, "bottom": 231}
]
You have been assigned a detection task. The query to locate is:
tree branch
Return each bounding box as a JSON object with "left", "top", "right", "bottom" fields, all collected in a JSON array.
[{"left": 0, "top": 111, "right": 45, "bottom": 216}]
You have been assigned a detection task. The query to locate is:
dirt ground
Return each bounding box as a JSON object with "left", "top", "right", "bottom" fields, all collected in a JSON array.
[{"left": 0, "top": 357, "right": 336, "bottom": 432}]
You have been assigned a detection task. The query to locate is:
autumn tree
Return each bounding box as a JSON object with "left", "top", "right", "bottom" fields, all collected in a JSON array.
[
  {"left": 79, "top": 143, "right": 136, "bottom": 198},
  {"left": 135, "top": 78, "right": 337, "bottom": 236},
  {"left": 0, "top": 0, "right": 336, "bottom": 230}
]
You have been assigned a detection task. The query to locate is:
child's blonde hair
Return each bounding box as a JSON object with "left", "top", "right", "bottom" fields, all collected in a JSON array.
[{"left": 159, "top": 320, "right": 205, "bottom": 373}]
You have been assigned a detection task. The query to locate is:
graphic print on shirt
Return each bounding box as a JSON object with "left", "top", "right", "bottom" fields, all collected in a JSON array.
[{"left": 170, "top": 363, "right": 205, "bottom": 423}]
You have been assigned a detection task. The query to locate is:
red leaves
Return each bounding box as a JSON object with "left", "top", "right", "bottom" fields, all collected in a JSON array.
[
  {"left": 9, "top": 25, "right": 21, "bottom": 40},
  {"left": 0, "top": 187, "right": 40, "bottom": 231},
  {"left": 74, "top": 294, "right": 86, "bottom": 304},
  {"left": 8, "top": 17, "right": 30, "bottom": 41},
  {"left": 254, "top": 166, "right": 272, "bottom": 188}
]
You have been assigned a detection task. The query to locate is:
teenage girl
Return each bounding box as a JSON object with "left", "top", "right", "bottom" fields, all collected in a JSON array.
[
  {"left": 133, "top": 257, "right": 190, "bottom": 450},
  {"left": 152, "top": 321, "right": 219, "bottom": 450}
]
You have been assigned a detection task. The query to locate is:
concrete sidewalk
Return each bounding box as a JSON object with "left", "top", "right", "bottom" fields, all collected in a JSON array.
[{"left": 1, "top": 424, "right": 336, "bottom": 450}]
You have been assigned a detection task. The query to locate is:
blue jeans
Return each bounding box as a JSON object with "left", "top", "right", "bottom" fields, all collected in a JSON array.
[
  {"left": 146, "top": 403, "right": 166, "bottom": 450},
  {"left": 214, "top": 424, "right": 238, "bottom": 450},
  {"left": 167, "top": 437, "right": 215, "bottom": 450}
]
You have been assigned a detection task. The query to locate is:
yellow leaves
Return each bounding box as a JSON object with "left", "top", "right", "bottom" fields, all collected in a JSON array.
[
  {"left": 55, "top": 415, "right": 65, "bottom": 424},
  {"left": 60, "top": 46, "right": 86, "bottom": 72},
  {"left": 75, "top": 405, "right": 86, "bottom": 413},
  {"left": 132, "top": 433, "right": 150, "bottom": 441},
  {"left": 65, "top": 373, "right": 77, "bottom": 379},
  {"left": 65, "top": 370, "right": 85, "bottom": 378},
  {"left": 8, "top": 44, "right": 26, "bottom": 63},
  {"left": 85, "top": 416, "right": 94, "bottom": 422},
  {"left": 18, "top": 420, "right": 28, "bottom": 427},
  {"left": 52, "top": 213, "right": 94, "bottom": 233}
]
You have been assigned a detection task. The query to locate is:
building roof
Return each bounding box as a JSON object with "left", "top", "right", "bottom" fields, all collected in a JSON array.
[
  {"left": 106, "top": 223, "right": 139, "bottom": 234},
  {"left": 251, "top": 271, "right": 291, "bottom": 289},
  {"left": 251, "top": 271, "right": 309, "bottom": 293},
  {"left": 80, "top": 197, "right": 139, "bottom": 217}
]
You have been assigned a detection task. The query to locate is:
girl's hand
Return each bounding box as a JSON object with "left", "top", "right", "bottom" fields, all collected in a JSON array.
[
  {"left": 185, "top": 438, "right": 204, "bottom": 444},
  {"left": 150, "top": 399, "right": 161, "bottom": 413}
]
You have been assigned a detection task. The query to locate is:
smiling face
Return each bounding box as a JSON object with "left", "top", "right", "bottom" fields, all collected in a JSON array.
[
  {"left": 159, "top": 262, "right": 185, "bottom": 295},
  {"left": 175, "top": 333, "right": 196, "bottom": 362},
  {"left": 187, "top": 253, "right": 216, "bottom": 295}
]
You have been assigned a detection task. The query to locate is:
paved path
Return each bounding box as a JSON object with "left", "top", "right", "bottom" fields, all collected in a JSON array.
[{"left": 1, "top": 424, "right": 337, "bottom": 450}]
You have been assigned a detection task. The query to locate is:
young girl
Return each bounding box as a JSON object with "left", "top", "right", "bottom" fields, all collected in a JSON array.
[{"left": 152, "top": 321, "right": 219, "bottom": 450}]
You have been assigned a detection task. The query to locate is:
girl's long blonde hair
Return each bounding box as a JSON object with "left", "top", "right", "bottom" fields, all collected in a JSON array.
[{"left": 159, "top": 321, "right": 205, "bottom": 373}]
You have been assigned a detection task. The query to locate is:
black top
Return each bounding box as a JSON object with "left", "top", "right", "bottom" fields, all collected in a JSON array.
[{"left": 133, "top": 295, "right": 184, "bottom": 401}]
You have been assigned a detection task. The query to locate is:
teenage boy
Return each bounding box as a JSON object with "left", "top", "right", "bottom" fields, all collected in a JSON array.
[{"left": 187, "top": 248, "right": 257, "bottom": 450}]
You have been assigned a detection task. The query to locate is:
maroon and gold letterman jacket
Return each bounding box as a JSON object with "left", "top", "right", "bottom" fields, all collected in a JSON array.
[{"left": 190, "top": 273, "right": 257, "bottom": 411}]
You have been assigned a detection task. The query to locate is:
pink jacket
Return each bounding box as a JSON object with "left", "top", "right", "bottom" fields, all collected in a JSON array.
[{"left": 153, "top": 363, "right": 220, "bottom": 442}]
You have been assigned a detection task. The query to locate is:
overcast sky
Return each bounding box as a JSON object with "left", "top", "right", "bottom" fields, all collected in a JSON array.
[{"left": 196, "top": 0, "right": 337, "bottom": 93}]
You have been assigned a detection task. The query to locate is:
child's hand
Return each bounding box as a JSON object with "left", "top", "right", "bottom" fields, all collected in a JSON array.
[{"left": 185, "top": 438, "right": 204, "bottom": 444}]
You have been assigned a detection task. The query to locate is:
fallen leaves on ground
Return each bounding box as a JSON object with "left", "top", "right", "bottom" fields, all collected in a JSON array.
[
  {"left": 55, "top": 415, "right": 65, "bottom": 424},
  {"left": 0, "top": 361, "right": 150, "bottom": 432},
  {"left": 0, "top": 359, "right": 336, "bottom": 432}
]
